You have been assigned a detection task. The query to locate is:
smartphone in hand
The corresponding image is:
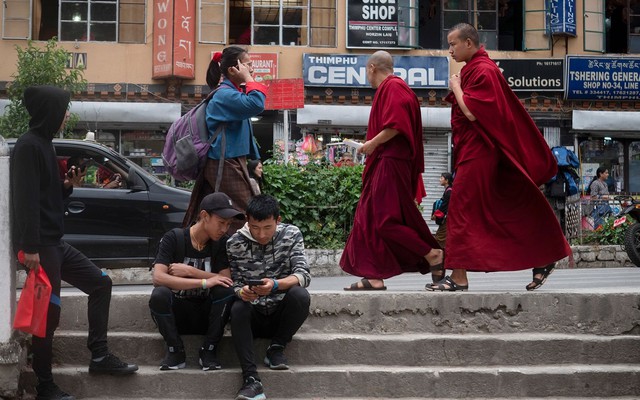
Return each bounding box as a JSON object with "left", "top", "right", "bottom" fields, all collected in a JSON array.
[{"left": 245, "top": 279, "right": 265, "bottom": 286}]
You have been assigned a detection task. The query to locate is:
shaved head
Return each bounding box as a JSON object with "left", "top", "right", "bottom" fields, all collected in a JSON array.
[
  {"left": 450, "top": 23, "right": 480, "bottom": 48},
  {"left": 368, "top": 51, "right": 394, "bottom": 73}
]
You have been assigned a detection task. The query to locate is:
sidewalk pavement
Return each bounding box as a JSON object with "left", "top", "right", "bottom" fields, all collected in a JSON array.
[{"left": 60, "top": 267, "right": 640, "bottom": 296}]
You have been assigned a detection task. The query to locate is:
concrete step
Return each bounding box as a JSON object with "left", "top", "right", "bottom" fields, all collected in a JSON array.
[
  {"left": 57, "top": 290, "right": 640, "bottom": 335},
  {"left": 51, "top": 331, "right": 640, "bottom": 368},
  {"left": 19, "top": 364, "right": 640, "bottom": 399}
]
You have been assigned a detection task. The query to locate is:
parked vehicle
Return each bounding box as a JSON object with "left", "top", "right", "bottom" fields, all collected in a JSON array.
[
  {"left": 8, "top": 139, "right": 191, "bottom": 268},
  {"left": 613, "top": 195, "right": 640, "bottom": 267}
]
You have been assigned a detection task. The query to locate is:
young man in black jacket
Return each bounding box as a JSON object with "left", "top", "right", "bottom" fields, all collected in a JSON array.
[{"left": 11, "top": 86, "right": 138, "bottom": 400}]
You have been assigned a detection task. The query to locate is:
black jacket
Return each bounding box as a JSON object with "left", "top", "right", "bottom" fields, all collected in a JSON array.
[{"left": 11, "top": 86, "right": 72, "bottom": 253}]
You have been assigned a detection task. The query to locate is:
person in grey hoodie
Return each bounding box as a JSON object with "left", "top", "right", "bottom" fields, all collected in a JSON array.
[
  {"left": 11, "top": 86, "right": 137, "bottom": 400},
  {"left": 227, "top": 194, "right": 311, "bottom": 400}
]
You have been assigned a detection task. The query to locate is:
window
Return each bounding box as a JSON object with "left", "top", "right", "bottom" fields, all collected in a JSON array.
[
  {"left": 2, "top": 0, "right": 145, "bottom": 43},
  {"left": 584, "top": 0, "right": 605, "bottom": 52},
  {"left": 523, "top": 0, "right": 550, "bottom": 50},
  {"left": 605, "top": 0, "right": 640, "bottom": 53},
  {"left": 430, "top": 0, "right": 522, "bottom": 51},
  {"left": 228, "top": 0, "right": 335, "bottom": 46},
  {"left": 200, "top": 0, "right": 227, "bottom": 44}
]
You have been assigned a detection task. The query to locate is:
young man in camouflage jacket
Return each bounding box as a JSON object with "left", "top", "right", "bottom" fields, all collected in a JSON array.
[{"left": 227, "top": 194, "right": 311, "bottom": 400}]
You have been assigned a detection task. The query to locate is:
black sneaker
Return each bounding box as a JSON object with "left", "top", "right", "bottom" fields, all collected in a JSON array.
[
  {"left": 35, "top": 381, "right": 75, "bottom": 400},
  {"left": 160, "top": 346, "right": 186, "bottom": 370},
  {"left": 235, "top": 376, "right": 266, "bottom": 400},
  {"left": 89, "top": 353, "right": 139, "bottom": 375},
  {"left": 264, "top": 344, "right": 289, "bottom": 370},
  {"left": 199, "top": 344, "right": 221, "bottom": 371}
]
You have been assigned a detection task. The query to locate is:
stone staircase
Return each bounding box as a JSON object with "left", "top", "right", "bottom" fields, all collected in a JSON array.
[{"left": 19, "top": 289, "right": 640, "bottom": 399}]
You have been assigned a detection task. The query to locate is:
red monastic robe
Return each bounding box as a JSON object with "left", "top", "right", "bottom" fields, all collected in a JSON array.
[
  {"left": 445, "top": 48, "right": 571, "bottom": 272},
  {"left": 340, "top": 75, "right": 440, "bottom": 279}
]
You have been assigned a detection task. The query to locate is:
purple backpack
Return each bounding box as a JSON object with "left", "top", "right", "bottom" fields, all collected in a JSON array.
[{"left": 162, "top": 90, "right": 223, "bottom": 181}]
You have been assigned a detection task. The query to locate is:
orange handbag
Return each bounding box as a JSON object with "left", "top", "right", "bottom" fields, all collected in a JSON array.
[{"left": 13, "top": 251, "right": 51, "bottom": 338}]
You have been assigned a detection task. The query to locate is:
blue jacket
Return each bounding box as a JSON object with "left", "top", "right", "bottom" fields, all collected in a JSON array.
[{"left": 206, "top": 79, "right": 266, "bottom": 160}]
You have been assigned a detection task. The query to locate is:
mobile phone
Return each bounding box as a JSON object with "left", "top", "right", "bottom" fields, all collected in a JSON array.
[
  {"left": 245, "top": 279, "right": 265, "bottom": 286},
  {"left": 67, "top": 159, "right": 90, "bottom": 177}
]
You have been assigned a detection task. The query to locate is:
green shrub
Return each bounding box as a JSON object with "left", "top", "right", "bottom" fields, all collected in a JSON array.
[
  {"left": 262, "top": 163, "right": 363, "bottom": 249},
  {"left": 580, "top": 217, "right": 631, "bottom": 245}
]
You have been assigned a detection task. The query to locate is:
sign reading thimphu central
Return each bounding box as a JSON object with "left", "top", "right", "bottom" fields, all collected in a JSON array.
[
  {"left": 153, "top": 0, "right": 196, "bottom": 79},
  {"left": 303, "top": 54, "right": 449, "bottom": 89}
]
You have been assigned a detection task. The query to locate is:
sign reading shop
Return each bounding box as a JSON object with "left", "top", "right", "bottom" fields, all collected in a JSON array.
[
  {"left": 494, "top": 59, "right": 564, "bottom": 91},
  {"left": 303, "top": 54, "right": 449, "bottom": 89},
  {"left": 347, "top": 0, "right": 416, "bottom": 48},
  {"left": 566, "top": 56, "right": 640, "bottom": 101}
]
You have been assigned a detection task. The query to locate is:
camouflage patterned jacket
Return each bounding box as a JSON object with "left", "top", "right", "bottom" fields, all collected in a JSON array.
[{"left": 227, "top": 222, "right": 311, "bottom": 315}]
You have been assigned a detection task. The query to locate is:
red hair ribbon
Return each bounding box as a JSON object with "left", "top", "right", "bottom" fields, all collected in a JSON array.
[{"left": 212, "top": 52, "right": 222, "bottom": 63}]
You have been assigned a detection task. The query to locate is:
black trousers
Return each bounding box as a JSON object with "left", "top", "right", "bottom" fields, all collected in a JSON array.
[
  {"left": 230, "top": 286, "right": 310, "bottom": 380},
  {"left": 149, "top": 285, "right": 235, "bottom": 349},
  {"left": 31, "top": 242, "right": 112, "bottom": 383}
]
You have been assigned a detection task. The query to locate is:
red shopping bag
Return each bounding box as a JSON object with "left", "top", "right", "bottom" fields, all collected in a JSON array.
[{"left": 13, "top": 251, "right": 51, "bottom": 338}]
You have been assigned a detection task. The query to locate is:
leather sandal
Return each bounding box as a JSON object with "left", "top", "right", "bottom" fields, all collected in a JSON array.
[
  {"left": 426, "top": 275, "right": 468, "bottom": 292},
  {"left": 526, "top": 263, "right": 556, "bottom": 291}
]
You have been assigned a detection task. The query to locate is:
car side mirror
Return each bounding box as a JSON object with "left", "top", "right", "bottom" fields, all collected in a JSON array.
[{"left": 129, "top": 170, "right": 148, "bottom": 192}]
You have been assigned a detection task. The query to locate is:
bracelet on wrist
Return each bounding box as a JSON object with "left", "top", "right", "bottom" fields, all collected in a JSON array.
[
  {"left": 271, "top": 278, "right": 279, "bottom": 292},
  {"left": 201, "top": 279, "right": 207, "bottom": 290}
]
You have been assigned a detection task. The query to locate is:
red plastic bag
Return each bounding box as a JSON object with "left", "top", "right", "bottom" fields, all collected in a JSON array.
[{"left": 13, "top": 251, "right": 51, "bottom": 338}]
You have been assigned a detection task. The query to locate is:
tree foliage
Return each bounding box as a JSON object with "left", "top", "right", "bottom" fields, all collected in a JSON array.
[{"left": 0, "top": 38, "right": 86, "bottom": 138}]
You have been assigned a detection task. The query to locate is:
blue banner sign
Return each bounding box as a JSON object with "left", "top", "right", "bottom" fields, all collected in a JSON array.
[
  {"left": 303, "top": 54, "right": 449, "bottom": 89},
  {"left": 548, "top": 0, "right": 577, "bottom": 37},
  {"left": 566, "top": 56, "right": 640, "bottom": 100}
]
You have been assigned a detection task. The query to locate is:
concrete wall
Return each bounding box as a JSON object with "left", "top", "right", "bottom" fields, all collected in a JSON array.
[{"left": 0, "top": 154, "right": 22, "bottom": 399}]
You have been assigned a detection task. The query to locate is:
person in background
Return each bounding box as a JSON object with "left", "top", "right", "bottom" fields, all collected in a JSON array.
[
  {"left": 589, "top": 166, "right": 612, "bottom": 229},
  {"left": 149, "top": 192, "right": 244, "bottom": 371},
  {"left": 334, "top": 152, "right": 356, "bottom": 167},
  {"left": 340, "top": 51, "right": 443, "bottom": 291},
  {"left": 247, "top": 159, "right": 264, "bottom": 195},
  {"left": 11, "top": 86, "right": 138, "bottom": 400},
  {"left": 427, "top": 23, "right": 571, "bottom": 293},
  {"left": 227, "top": 194, "right": 311, "bottom": 400},
  {"left": 431, "top": 172, "right": 453, "bottom": 282},
  {"left": 183, "top": 46, "right": 267, "bottom": 234}
]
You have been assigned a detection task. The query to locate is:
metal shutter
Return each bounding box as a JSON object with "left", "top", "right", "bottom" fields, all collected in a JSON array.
[{"left": 420, "top": 132, "right": 452, "bottom": 233}]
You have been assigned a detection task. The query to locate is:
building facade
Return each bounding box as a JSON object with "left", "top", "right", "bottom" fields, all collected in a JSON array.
[{"left": 1, "top": 0, "right": 639, "bottom": 203}]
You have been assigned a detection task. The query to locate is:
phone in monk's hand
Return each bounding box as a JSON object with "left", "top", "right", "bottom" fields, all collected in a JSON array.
[{"left": 245, "top": 279, "right": 265, "bottom": 286}]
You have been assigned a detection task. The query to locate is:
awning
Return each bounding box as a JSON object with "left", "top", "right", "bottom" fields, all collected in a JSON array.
[
  {"left": 572, "top": 110, "right": 640, "bottom": 132},
  {"left": 296, "top": 105, "right": 452, "bottom": 130},
  {"left": 0, "top": 99, "right": 181, "bottom": 130}
]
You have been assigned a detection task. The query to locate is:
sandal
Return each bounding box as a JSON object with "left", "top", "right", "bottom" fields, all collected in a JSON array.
[
  {"left": 427, "top": 249, "right": 445, "bottom": 283},
  {"left": 344, "top": 278, "right": 387, "bottom": 291},
  {"left": 525, "top": 263, "right": 556, "bottom": 291},
  {"left": 426, "top": 275, "right": 468, "bottom": 292}
]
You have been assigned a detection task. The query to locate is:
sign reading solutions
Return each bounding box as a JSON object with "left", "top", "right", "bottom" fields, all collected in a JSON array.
[
  {"left": 153, "top": 0, "right": 196, "bottom": 79},
  {"left": 566, "top": 56, "right": 640, "bottom": 100},
  {"left": 494, "top": 59, "right": 564, "bottom": 91},
  {"left": 303, "top": 54, "right": 449, "bottom": 89},
  {"left": 548, "top": 0, "right": 576, "bottom": 37}
]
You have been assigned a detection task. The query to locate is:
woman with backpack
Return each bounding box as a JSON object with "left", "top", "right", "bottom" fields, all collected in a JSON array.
[
  {"left": 430, "top": 172, "right": 453, "bottom": 283},
  {"left": 183, "top": 46, "right": 267, "bottom": 233}
]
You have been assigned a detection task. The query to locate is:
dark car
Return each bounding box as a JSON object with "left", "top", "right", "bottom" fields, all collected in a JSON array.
[{"left": 8, "top": 139, "right": 190, "bottom": 268}]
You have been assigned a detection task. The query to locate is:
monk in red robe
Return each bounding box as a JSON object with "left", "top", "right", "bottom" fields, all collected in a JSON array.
[
  {"left": 428, "top": 23, "right": 571, "bottom": 292},
  {"left": 341, "top": 51, "right": 443, "bottom": 290}
]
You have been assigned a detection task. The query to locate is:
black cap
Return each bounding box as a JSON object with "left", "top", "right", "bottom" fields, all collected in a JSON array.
[{"left": 199, "top": 193, "right": 245, "bottom": 220}]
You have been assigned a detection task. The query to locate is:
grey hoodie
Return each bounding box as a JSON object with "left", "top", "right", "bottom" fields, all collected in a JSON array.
[{"left": 227, "top": 222, "right": 311, "bottom": 315}]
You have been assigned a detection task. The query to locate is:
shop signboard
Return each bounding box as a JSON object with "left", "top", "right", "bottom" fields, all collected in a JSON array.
[
  {"left": 153, "top": 0, "right": 196, "bottom": 79},
  {"left": 303, "top": 54, "right": 449, "bottom": 89},
  {"left": 346, "top": 0, "right": 416, "bottom": 48},
  {"left": 566, "top": 56, "right": 640, "bottom": 100},
  {"left": 494, "top": 59, "right": 564, "bottom": 91},
  {"left": 548, "top": 0, "right": 576, "bottom": 37},
  {"left": 250, "top": 53, "right": 278, "bottom": 83},
  {"left": 264, "top": 79, "right": 304, "bottom": 110}
]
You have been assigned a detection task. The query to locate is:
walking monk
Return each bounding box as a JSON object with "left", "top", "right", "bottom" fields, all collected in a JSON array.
[
  {"left": 341, "top": 51, "right": 443, "bottom": 290},
  {"left": 428, "top": 23, "right": 571, "bottom": 292}
]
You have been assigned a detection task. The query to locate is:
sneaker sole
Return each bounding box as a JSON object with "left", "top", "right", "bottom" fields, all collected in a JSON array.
[
  {"left": 199, "top": 359, "right": 222, "bottom": 371},
  {"left": 263, "top": 357, "right": 289, "bottom": 370},
  {"left": 235, "top": 395, "right": 266, "bottom": 400},
  {"left": 159, "top": 362, "right": 186, "bottom": 371}
]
